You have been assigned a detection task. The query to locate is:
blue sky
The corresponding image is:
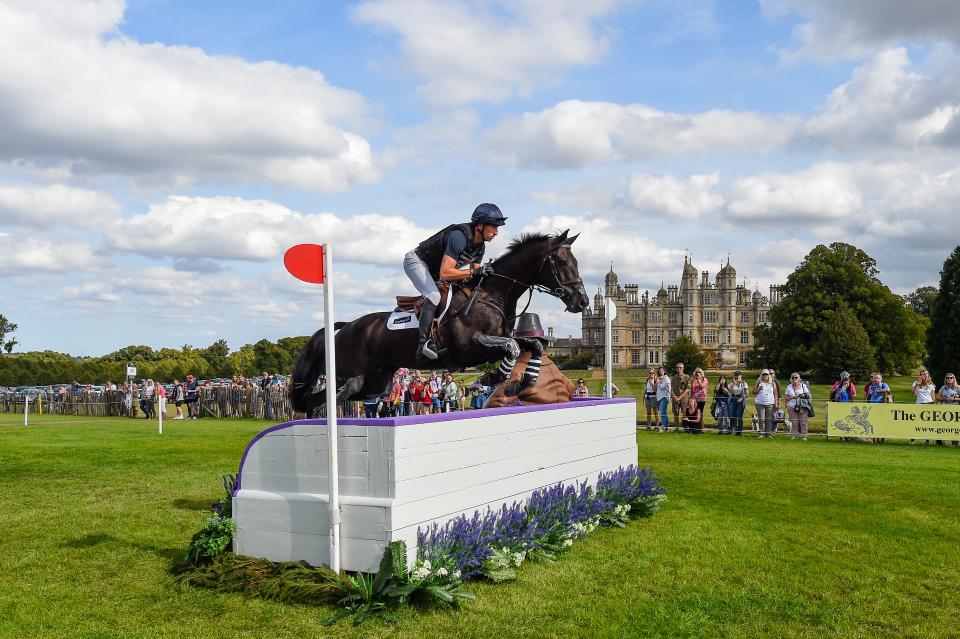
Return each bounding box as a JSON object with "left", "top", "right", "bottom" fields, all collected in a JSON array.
[{"left": 1, "top": 0, "right": 959, "bottom": 354}]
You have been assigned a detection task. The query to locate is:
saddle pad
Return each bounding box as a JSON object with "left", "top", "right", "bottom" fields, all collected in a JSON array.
[{"left": 387, "top": 311, "right": 419, "bottom": 331}]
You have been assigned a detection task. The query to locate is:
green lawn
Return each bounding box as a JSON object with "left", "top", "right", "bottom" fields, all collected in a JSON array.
[{"left": 1, "top": 415, "right": 958, "bottom": 638}]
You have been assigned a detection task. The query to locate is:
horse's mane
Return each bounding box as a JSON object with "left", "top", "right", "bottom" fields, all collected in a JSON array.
[{"left": 499, "top": 232, "right": 552, "bottom": 260}]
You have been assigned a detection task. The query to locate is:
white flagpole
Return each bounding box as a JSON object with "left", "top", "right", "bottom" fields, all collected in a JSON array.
[
  {"left": 605, "top": 296, "right": 616, "bottom": 398},
  {"left": 322, "top": 243, "right": 341, "bottom": 573},
  {"left": 158, "top": 395, "right": 164, "bottom": 434}
]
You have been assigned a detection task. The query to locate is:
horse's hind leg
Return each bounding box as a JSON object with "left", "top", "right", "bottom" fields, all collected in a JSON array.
[
  {"left": 336, "top": 374, "right": 365, "bottom": 402},
  {"left": 472, "top": 334, "right": 520, "bottom": 360}
]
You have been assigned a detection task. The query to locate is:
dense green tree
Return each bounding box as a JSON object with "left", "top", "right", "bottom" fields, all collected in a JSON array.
[
  {"left": 252, "top": 339, "right": 291, "bottom": 374},
  {"left": 202, "top": 339, "right": 231, "bottom": 377},
  {"left": 904, "top": 285, "right": 939, "bottom": 317},
  {"left": 665, "top": 336, "right": 705, "bottom": 373},
  {"left": 0, "top": 314, "right": 18, "bottom": 353},
  {"left": 228, "top": 345, "right": 257, "bottom": 377},
  {"left": 809, "top": 305, "right": 877, "bottom": 383},
  {"left": 926, "top": 246, "right": 960, "bottom": 384},
  {"left": 749, "top": 242, "right": 925, "bottom": 375}
]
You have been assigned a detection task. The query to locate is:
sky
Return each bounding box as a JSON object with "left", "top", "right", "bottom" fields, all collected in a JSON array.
[{"left": 2, "top": 0, "right": 959, "bottom": 355}]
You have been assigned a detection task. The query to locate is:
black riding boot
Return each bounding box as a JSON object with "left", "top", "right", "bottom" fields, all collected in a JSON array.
[{"left": 416, "top": 299, "right": 439, "bottom": 361}]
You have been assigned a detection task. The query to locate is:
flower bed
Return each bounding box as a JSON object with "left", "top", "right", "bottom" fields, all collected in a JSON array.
[{"left": 176, "top": 464, "right": 665, "bottom": 624}]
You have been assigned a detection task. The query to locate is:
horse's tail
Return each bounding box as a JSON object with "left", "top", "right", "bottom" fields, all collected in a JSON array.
[{"left": 289, "top": 322, "right": 348, "bottom": 413}]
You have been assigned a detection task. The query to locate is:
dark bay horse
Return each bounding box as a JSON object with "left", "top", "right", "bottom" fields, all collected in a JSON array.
[{"left": 290, "top": 230, "right": 589, "bottom": 414}]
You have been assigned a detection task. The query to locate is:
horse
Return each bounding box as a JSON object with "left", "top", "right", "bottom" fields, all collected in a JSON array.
[{"left": 290, "top": 230, "right": 589, "bottom": 414}]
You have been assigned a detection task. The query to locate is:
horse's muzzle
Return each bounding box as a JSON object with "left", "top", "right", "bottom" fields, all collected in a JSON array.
[{"left": 564, "top": 285, "right": 590, "bottom": 313}]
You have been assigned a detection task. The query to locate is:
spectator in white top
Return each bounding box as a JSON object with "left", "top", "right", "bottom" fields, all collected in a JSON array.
[
  {"left": 912, "top": 369, "right": 937, "bottom": 444},
  {"left": 601, "top": 381, "right": 619, "bottom": 397},
  {"left": 754, "top": 370, "right": 777, "bottom": 437},
  {"left": 784, "top": 373, "right": 811, "bottom": 441}
]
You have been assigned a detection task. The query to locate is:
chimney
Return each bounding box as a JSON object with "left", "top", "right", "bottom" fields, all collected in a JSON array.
[{"left": 548, "top": 327, "right": 555, "bottom": 337}]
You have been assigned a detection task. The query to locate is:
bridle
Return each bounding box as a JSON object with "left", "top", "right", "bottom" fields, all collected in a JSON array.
[{"left": 466, "top": 246, "right": 583, "bottom": 322}]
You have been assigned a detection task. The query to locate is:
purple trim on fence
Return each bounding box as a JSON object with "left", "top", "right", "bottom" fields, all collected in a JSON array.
[{"left": 233, "top": 397, "right": 634, "bottom": 495}]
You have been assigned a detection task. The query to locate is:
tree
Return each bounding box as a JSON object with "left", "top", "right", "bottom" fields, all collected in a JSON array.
[
  {"left": 750, "top": 242, "right": 925, "bottom": 375},
  {"left": 202, "top": 339, "right": 231, "bottom": 377},
  {"left": 809, "top": 304, "right": 877, "bottom": 382},
  {"left": 665, "top": 336, "right": 705, "bottom": 373},
  {"left": 0, "top": 314, "right": 18, "bottom": 353},
  {"left": 904, "top": 285, "right": 938, "bottom": 317},
  {"left": 927, "top": 246, "right": 960, "bottom": 384}
]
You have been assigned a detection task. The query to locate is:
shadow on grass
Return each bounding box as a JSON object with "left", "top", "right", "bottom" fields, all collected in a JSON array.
[
  {"left": 63, "top": 533, "right": 185, "bottom": 563},
  {"left": 172, "top": 497, "right": 215, "bottom": 511}
]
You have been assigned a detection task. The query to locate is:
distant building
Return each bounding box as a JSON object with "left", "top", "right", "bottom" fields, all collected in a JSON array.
[
  {"left": 546, "top": 327, "right": 582, "bottom": 359},
  {"left": 581, "top": 257, "right": 782, "bottom": 368}
]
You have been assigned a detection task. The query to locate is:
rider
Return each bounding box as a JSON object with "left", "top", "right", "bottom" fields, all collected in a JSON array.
[{"left": 403, "top": 203, "right": 506, "bottom": 361}]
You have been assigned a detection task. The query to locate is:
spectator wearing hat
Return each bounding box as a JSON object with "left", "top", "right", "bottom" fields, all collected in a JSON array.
[
  {"left": 829, "top": 372, "right": 856, "bottom": 402},
  {"left": 483, "top": 313, "right": 574, "bottom": 408}
]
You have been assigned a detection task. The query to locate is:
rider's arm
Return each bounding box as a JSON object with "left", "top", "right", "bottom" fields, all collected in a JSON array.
[{"left": 438, "top": 255, "right": 478, "bottom": 281}]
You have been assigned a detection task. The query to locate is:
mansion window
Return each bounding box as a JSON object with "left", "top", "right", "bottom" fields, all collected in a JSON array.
[
  {"left": 688, "top": 312, "right": 694, "bottom": 322},
  {"left": 703, "top": 310, "right": 718, "bottom": 323},
  {"left": 612, "top": 351, "right": 619, "bottom": 364},
  {"left": 613, "top": 331, "right": 619, "bottom": 344},
  {"left": 703, "top": 330, "right": 718, "bottom": 344},
  {"left": 758, "top": 311, "right": 768, "bottom": 323},
  {"left": 739, "top": 352, "right": 748, "bottom": 364},
  {"left": 648, "top": 331, "right": 662, "bottom": 345},
  {"left": 727, "top": 330, "right": 732, "bottom": 343},
  {"left": 740, "top": 331, "right": 750, "bottom": 344},
  {"left": 705, "top": 294, "right": 717, "bottom": 305},
  {"left": 668, "top": 311, "right": 678, "bottom": 324},
  {"left": 648, "top": 351, "right": 661, "bottom": 364},
  {"left": 632, "top": 312, "right": 642, "bottom": 323},
  {"left": 740, "top": 311, "right": 750, "bottom": 323},
  {"left": 632, "top": 330, "right": 640, "bottom": 344},
  {"left": 631, "top": 350, "right": 641, "bottom": 365},
  {"left": 727, "top": 311, "right": 732, "bottom": 322},
  {"left": 650, "top": 311, "right": 661, "bottom": 323},
  {"left": 668, "top": 330, "right": 678, "bottom": 344}
]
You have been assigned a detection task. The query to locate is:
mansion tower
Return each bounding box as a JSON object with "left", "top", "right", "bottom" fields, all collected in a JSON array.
[{"left": 581, "top": 257, "right": 782, "bottom": 368}]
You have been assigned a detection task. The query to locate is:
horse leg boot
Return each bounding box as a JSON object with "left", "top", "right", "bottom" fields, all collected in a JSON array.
[
  {"left": 416, "top": 299, "right": 439, "bottom": 361},
  {"left": 336, "top": 375, "right": 365, "bottom": 402}
]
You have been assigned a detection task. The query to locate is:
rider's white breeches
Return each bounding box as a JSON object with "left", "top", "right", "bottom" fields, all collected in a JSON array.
[{"left": 403, "top": 251, "right": 441, "bottom": 305}]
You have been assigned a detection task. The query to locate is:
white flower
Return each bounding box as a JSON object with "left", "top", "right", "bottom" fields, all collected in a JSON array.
[
  {"left": 562, "top": 539, "right": 573, "bottom": 548},
  {"left": 624, "top": 504, "right": 631, "bottom": 512},
  {"left": 422, "top": 560, "right": 432, "bottom": 570},
  {"left": 436, "top": 567, "right": 448, "bottom": 577},
  {"left": 512, "top": 551, "right": 525, "bottom": 567},
  {"left": 452, "top": 570, "right": 462, "bottom": 580},
  {"left": 412, "top": 567, "right": 430, "bottom": 580}
]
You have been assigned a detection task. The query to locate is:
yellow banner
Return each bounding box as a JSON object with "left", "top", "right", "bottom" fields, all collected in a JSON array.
[{"left": 827, "top": 402, "right": 960, "bottom": 440}]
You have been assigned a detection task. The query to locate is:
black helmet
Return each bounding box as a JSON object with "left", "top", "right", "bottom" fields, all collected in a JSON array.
[{"left": 471, "top": 203, "right": 507, "bottom": 227}]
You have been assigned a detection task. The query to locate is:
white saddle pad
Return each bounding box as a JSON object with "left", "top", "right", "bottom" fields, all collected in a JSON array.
[{"left": 387, "top": 311, "right": 419, "bottom": 330}]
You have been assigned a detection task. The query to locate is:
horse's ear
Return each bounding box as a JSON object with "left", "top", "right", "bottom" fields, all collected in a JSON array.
[
  {"left": 565, "top": 232, "right": 579, "bottom": 245},
  {"left": 557, "top": 229, "right": 569, "bottom": 242}
]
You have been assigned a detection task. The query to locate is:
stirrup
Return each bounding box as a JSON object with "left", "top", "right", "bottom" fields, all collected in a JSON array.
[{"left": 418, "top": 340, "right": 438, "bottom": 361}]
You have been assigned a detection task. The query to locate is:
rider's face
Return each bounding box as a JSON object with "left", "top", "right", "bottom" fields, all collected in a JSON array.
[{"left": 482, "top": 224, "right": 498, "bottom": 241}]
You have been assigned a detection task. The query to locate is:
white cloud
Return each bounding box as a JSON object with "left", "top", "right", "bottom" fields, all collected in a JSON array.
[
  {"left": 103, "top": 195, "right": 436, "bottom": 265},
  {"left": 488, "top": 100, "right": 797, "bottom": 168},
  {"left": 518, "top": 215, "right": 683, "bottom": 283},
  {"left": 802, "top": 48, "right": 960, "bottom": 151},
  {"left": 353, "top": 0, "right": 617, "bottom": 106},
  {"left": 0, "top": 183, "right": 120, "bottom": 228},
  {"left": 627, "top": 172, "right": 724, "bottom": 219},
  {"left": 0, "top": 0, "right": 379, "bottom": 190},
  {"left": 727, "top": 162, "right": 864, "bottom": 222},
  {"left": 0, "top": 235, "right": 100, "bottom": 273},
  {"left": 763, "top": 0, "right": 960, "bottom": 60}
]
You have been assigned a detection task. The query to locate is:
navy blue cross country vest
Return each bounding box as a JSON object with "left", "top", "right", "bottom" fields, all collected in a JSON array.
[{"left": 414, "top": 223, "right": 485, "bottom": 280}]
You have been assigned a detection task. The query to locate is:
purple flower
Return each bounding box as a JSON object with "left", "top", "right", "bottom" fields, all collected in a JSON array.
[{"left": 416, "top": 465, "right": 665, "bottom": 580}]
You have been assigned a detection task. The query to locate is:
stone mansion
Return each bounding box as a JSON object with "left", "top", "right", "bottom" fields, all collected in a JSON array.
[{"left": 579, "top": 258, "right": 782, "bottom": 368}]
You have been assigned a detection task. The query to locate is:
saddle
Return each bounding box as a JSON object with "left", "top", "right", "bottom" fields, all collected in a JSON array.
[
  {"left": 395, "top": 283, "right": 452, "bottom": 316},
  {"left": 394, "top": 283, "right": 473, "bottom": 357}
]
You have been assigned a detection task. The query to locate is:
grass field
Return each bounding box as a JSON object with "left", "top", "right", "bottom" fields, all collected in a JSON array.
[{"left": 1, "top": 414, "right": 958, "bottom": 638}]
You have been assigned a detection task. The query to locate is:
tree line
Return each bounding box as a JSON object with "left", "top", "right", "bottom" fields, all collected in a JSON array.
[{"left": 0, "top": 337, "right": 309, "bottom": 387}]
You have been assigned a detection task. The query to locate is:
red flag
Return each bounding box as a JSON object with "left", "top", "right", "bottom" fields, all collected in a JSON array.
[{"left": 284, "top": 244, "right": 325, "bottom": 284}]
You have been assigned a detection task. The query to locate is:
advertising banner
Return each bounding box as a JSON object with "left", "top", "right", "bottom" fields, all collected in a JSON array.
[{"left": 827, "top": 402, "right": 960, "bottom": 440}]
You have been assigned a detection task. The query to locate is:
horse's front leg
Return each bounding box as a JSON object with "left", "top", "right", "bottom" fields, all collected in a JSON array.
[
  {"left": 472, "top": 334, "right": 520, "bottom": 362},
  {"left": 336, "top": 374, "right": 365, "bottom": 402}
]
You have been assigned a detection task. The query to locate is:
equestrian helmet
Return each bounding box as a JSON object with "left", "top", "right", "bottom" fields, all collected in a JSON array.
[{"left": 471, "top": 203, "right": 507, "bottom": 226}]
